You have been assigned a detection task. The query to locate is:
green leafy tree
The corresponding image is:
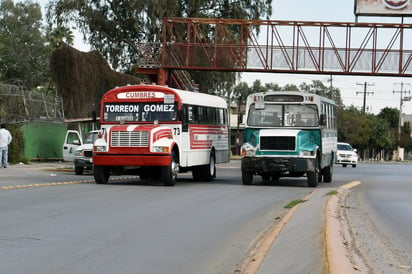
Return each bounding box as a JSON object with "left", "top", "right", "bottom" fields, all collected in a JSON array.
[
  {"left": 250, "top": 79, "right": 267, "bottom": 93},
  {"left": 378, "top": 107, "right": 399, "bottom": 128},
  {"left": 46, "top": 0, "right": 272, "bottom": 92},
  {"left": 337, "top": 106, "right": 372, "bottom": 149},
  {"left": 300, "top": 80, "right": 343, "bottom": 106},
  {"left": 48, "top": 26, "right": 74, "bottom": 48},
  {"left": 265, "top": 82, "right": 281, "bottom": 91},
  {"left": 368, "top": 116, "right": 393, "bottom": 159},
  {"left": 378, "top": 107, "right": 399, "bottom": 148},
  {"left": 282, "top": 83, "right": 299, "bottom": 91},
  {"left": 400, "top": 121, "right": 411, "bottom": 148},
  {"left": 232, "top": 81, "right": 250, "bottom": 102},
  {"left": 0, "top": 0, "right": 51, "bottom": 89}
]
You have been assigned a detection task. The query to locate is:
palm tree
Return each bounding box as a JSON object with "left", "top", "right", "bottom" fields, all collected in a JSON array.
[{"left": 49, "top": 27, "right": 74, "bottom": 48}]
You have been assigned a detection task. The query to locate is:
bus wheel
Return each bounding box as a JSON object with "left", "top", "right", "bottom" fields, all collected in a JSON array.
[
  {"left": 307, "top": 159, "right": 319, "bottom": 187},
  {"left": 323, "top": 165, "right": 333, "bottom": 183},
  {"left": 203, "top": 152, "right": 216, "bottom": 182},
  {"left": 162, "top": 152, "right": 178, "bottom": 186},
  {"left": 94, "top": 165, "right": 110, "bottom": 184},
  {"left": 242, "top": 171, "right": 253, "bottom": 185}
]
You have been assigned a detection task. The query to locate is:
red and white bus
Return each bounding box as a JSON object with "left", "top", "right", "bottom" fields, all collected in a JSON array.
[{"left": 92, "top": 84, "right": 229, "bottom": 186}]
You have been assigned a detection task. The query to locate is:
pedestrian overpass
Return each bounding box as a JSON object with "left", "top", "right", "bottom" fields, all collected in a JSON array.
[{"left": 136, "top": 18, "right": 412, "bottom": 88}]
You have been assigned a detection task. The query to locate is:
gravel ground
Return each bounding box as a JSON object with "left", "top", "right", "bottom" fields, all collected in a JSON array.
[{"left": 343, "top": 190, "right": 412, "bottom": 274}]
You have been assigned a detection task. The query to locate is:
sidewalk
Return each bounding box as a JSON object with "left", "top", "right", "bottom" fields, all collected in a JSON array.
[{"left": 9, "top": 161, "right": 74, "bottom": 171}]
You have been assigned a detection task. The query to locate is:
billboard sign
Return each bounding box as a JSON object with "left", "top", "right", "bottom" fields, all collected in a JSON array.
[{"left": 355, "top": 0, "right": 412, "bottom": 16}]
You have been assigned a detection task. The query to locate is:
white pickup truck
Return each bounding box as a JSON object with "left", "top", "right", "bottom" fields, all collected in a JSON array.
[{"left": 62, "top": 130, "right": 99, "bottom": 175}]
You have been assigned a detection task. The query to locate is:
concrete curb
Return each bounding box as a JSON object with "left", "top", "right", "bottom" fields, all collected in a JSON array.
[{"left": 325, "top": 181, "right": 369, "bottom": 274}]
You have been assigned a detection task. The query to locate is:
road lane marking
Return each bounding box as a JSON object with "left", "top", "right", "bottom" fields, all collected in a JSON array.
[{"left": 1, "top": 177, "right": 138, "bottom": 191}]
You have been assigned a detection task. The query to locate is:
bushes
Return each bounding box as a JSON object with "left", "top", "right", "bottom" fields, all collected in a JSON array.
[{"left": 6, "top": 124, "right": 26, "bottom": 164}]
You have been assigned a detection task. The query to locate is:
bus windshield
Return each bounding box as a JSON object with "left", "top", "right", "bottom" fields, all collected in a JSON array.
[
  {"left": 103, "top": 102, "right": 178, "bottom": 123},
  {"left": 247, "top": 103, "right": 319, "bottom": 127}
]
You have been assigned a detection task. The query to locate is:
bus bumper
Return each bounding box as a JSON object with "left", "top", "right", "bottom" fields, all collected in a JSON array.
[
  {"left": 241, "top": 157, "right": 316, "bottom": 174},
  {"left": 93, "top": 154, "right": 172, "bottom": 167}
]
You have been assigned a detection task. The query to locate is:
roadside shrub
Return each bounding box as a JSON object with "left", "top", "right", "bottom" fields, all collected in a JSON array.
[{"left": 7, "top": 124, "right": 25, "bottom": 164}]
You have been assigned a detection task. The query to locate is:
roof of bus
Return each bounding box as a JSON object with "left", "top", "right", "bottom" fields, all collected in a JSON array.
[{"left": 105, "top": 85, "right": 227, "bottom": 109}]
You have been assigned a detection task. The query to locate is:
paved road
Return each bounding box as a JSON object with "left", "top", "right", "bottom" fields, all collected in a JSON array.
[
  {"left": 1, "top": 161, "right": 319, "bottom": 274},
  {"left": 343, "top": 163, "right": 412, "bottom": 273},
  {"left": 3, "top": 161, "right": 407, "bottom": 273}
]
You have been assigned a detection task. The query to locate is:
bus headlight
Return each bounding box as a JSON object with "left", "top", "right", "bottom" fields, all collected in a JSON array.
[
  {"left": 153, "top": 146, "right": 169, "bottom": 153},
  {"left": 300, "top": 150, "right": 315, "bottom": 157},
  {"left": 94, "top": 146, "right": 106, "bottom": 152},
  {"left": 241, "top": 143, "right": 256, "bottom": 157}
]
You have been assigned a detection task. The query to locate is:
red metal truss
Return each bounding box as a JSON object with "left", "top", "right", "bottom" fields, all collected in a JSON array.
[{"left": 159, "top": 17, "right": 412, "bottom": 78}]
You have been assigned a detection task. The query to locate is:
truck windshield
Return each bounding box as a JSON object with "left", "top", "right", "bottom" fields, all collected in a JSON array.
[
  {"left": 247, "top": 104, "right": 319, "bottom": 127},
  {"left": 85, "top": 132, "right": 99, "bottom": 144},
  {"left": 103, "top": 102, "right": 178, "bottom": 123}
]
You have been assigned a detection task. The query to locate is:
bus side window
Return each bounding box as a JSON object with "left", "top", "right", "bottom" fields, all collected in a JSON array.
[{"left": 182, "top": 105, "right": 190, "bottom": 132}]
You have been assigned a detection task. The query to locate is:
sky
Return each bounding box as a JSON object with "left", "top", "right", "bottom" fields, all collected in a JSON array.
[
  {"left": 241, "top": 0, "right": 412, "bottom": 115},
  {"left": 38, "top": 0, "right": 412, "bottom": 115}
]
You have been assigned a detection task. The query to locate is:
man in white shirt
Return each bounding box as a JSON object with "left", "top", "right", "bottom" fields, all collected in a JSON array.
[{"left": 0, "top": 124, "right": 12, "bottom": 168}]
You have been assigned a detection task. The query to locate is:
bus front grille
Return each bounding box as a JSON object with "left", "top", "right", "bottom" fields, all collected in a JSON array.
[
  {"left": 111, "top": 131, "right": 149, "bottom": 147},
  {"left": 260, "top": 136, "right": 295, "bottom": 151}
]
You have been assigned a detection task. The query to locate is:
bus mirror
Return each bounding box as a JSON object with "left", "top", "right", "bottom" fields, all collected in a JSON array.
[{"left": 320, "top": 114, "right": 327, "bottom": 126}]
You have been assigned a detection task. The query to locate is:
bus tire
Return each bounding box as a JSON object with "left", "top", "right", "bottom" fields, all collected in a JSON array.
[
  {"left": 203, "top": 151, "right": 216, "bottom": 182},
  {"left": 307, "top": 158, "right": 319, "bottom": 187},
  {"left": 242, "top": 171, "right": 253, "bottom": 185},
  {"left": 162, "top": 151, "right": 178, "bottom": 186},
  {"left": 323, "top": 164, "right": 333, "bottom": 183},
  {"left": 94, "top": 165, "right": 110, "bottom": 184}
]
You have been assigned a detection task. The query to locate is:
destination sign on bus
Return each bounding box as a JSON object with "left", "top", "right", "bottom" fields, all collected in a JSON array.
[
  {"left": 264, "top": 95, "right": 304, "bottom": 102},
  {"left": 117, "top": 91, "right": 165, "bottom": 99},
  {"left": 103, "top": 102, "right": 177, "bottom": 122}
]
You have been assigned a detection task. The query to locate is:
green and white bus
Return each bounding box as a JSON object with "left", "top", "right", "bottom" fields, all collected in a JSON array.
[{"left": 240, "top": 91, "right": 337, "bottom": 187}]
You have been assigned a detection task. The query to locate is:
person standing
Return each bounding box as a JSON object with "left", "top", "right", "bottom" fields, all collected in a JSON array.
[{"left": 0, "top": 124, "right": 12, "bottom": 168}]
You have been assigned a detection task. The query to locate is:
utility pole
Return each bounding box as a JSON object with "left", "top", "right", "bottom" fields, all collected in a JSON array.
[
  {"left": 393, "top": 82, "right": 411, "bottom": 141},
  {"left": 356, "top": 82, "right": 374, "bottom": 114},
  {"left": 327, "top": 75, "right": 333, "bottom": 100},
  {"left": 393, "top": 82, "right": 411, "bottom": 161}
]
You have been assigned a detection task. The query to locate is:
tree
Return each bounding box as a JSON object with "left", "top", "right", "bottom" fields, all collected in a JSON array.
[
  {"left": 337, "top": 106, "right": 372, "bottom": 150},
  {"left": 378, "top": 107, "right": 399, "bottom": 129},
  {"left": 378, "top": 107, "right": 399, "bottom": 147},
  {"left": 368, "top": 116, "right": 393, "bottom": 159},
  {"left": 50, "top": 44, "right": 139, "bottom": 118},
  {"left": 282, "top": 83, "right": 299, "bottom": 91},
  {"left": 48, "top": 26, "right": 74, "bottom": 48},
  {"left": 232, "top": 81, "right": 250, "bottom": 102},
  {"left": 300, "top": 80, "right": 343, "bottom": 106},
  {"left": 265, "top": 82, "right": 281, "bottom": 91},
  {"left": 46, "top": 0, "right": 273, "bottom": 92},
  {"left": 0, "top": 0, "right": 51, "bottom": 89}
]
